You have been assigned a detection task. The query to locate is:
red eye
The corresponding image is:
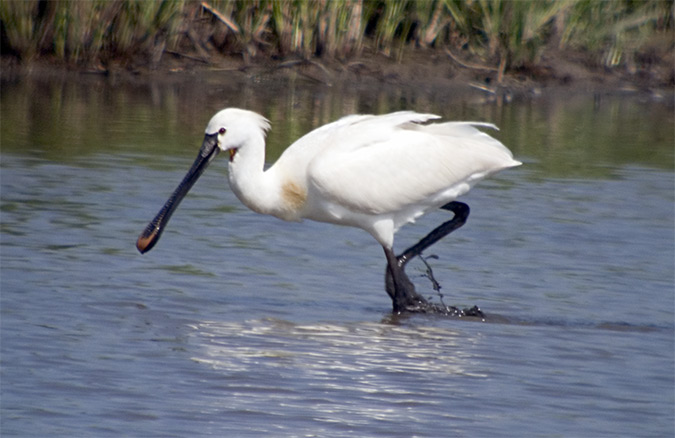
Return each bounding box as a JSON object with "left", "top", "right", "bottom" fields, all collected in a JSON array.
[{"left": 219, "top": 127, "right": 226, "bottom": 135}]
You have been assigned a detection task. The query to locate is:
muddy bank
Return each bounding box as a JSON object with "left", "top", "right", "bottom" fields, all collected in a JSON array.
[
  {"left": 3, "top": 38, "right": 674, "bottom": 106},
  {"left": 2, "top": 48, "right": 672, "bottom": 103}
]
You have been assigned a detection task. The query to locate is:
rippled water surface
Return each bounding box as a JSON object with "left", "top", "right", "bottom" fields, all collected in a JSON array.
[{"left": 1, "top": 74, "right": 673, "bottom": 437}]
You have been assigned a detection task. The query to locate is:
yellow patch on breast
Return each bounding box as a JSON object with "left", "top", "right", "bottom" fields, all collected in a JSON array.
[{"left": 281, "top": 180, "right": 307, "bottom": 211}]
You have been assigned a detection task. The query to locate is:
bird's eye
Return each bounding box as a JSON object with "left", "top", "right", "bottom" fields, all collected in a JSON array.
[{"left": 219, "top": 127, "right": 226, "bottom": 135}]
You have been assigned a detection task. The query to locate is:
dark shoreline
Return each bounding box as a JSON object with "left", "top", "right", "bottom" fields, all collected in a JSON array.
[{"left": 2, "top": 47, "right": 673, "bottom": 104}]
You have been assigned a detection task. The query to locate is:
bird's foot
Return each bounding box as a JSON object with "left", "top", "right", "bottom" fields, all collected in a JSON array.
[
  {"left": 385, "top": 252, "right": 485, "bottom": 318},
  {"left": 385, "top": 267, "right": 428, "bottom": 313},
  {"left": 386, "top": 280, "right": 485, "bottom": 318},
  {"left": 384, "top": 249, "right": 428, "bottom": 313},
  {"left": 436, "top": 304, "right": 485, "bottom": 318}
]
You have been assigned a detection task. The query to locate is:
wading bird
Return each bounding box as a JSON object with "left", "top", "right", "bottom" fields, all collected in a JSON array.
[{"left": 137, "top": 109, "right": 520, "bottom": 312}]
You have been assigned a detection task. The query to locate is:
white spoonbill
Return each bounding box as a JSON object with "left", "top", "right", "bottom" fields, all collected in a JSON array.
[{"left": 137, "top": 109, "right": 521, "bottom": 312}]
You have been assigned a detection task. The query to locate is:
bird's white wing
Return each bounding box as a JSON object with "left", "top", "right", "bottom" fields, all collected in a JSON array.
[
  {"left": 274, "top": 112, "right": 440, "bottom": 170},
  {"left": 307, "top": 119, "right": 520, "bottom": 217}
]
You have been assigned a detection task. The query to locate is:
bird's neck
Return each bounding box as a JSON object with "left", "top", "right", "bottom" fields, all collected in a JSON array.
[{"left": 226, "top": 135, "right": 284, "bottom": 218}]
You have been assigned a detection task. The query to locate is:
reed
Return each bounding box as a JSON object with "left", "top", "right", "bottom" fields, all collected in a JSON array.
[
  {"left": 557, "top": 0, "right": 670, "bottom": 68},
  {"left": 1, "top": 0, "right": 43, "bottom": 61},
  {"left": 0, "top": 0, "right": 185, "bottom": 64},
  {"left": 266, "top": 0, "right": 366, "bottom": 59},
  {"left": 443, "top": 0, "right": 573, "bottom": 76},
  {"left": 1, "top": 0, "right": 671, "bottom": 74}
]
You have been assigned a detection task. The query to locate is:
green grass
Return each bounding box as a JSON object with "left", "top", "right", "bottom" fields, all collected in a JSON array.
[{"left": 1, "top": 0, "right": 671, "bottom": 75}]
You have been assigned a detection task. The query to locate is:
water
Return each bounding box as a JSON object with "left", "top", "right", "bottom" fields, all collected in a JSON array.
[{"left": 1, "top": 73, "right": 673, "bottom": 437}]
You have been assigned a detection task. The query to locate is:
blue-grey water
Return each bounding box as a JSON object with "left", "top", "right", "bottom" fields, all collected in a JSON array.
[{"left": 1, "top": 73, "right": 673, "bottom": 437}]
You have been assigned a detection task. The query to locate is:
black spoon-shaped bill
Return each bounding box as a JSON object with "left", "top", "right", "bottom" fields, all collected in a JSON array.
[{"left": 136, "top": 132, "right": 220, "bottom": 254}]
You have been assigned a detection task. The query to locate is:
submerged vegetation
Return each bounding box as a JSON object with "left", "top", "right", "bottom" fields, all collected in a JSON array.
[{"left": 1, "top": 0, "right": 672, "bottom": 83}]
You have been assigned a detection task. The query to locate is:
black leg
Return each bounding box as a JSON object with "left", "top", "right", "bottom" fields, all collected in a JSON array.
[
  {"left": 384, "top": 246, "right": 427, "bottom": 312},
  {"left": 384, "top": 201, "right": 470, "bottom": 312},
  {"left": 398, "top": 201, "right": 470, "bottom": 268}
]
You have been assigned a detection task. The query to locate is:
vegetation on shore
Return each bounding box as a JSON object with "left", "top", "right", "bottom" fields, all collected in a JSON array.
[{"left": 1, "top": 0, "right": 672, "bottom": 85}]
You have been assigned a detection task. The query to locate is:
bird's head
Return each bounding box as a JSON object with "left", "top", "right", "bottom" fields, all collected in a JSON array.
[
  {"left": 135, "top": 108, "right": 269, "bottom": 254},
  {"left": 204, "top": 108, "right": 271, "bottom": 162}
]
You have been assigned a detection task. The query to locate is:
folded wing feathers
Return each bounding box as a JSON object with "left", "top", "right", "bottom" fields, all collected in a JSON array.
[{"left": 307, "top": 113, "right": 519, "bottom": 216}]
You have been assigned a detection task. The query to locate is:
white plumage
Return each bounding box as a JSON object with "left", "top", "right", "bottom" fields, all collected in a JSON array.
[
  {"left": 137, "top": 108, "right": 521, "bottom": 312},
  {"left": 219, "top": 109, "right": 520, "bottom": 248}
]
